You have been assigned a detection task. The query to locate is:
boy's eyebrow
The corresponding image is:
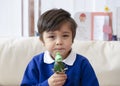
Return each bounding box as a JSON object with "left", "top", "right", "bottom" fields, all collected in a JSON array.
[
  {"left": 47, "top": 31, "right": 71, "bottom": 34},
  {"left": 63, "top": 31, "right": 71, "bottom": 34}
]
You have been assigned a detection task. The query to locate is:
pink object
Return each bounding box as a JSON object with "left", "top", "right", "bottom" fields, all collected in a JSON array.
[{"left": 103, "top": 24, "right": 112, "bottom": 34}]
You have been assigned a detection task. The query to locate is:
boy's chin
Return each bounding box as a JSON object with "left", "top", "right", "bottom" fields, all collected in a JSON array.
[
  {"left": 56, "top": 50, "right": 65, "bottom": 55},
  {"left": 52, "top": 50, "right": 65, "bottom": 57}
]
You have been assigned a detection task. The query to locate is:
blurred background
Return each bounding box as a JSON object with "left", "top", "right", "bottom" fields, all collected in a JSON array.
[{"left": 0, "top": 0, "right": 120, "bottom": 40}]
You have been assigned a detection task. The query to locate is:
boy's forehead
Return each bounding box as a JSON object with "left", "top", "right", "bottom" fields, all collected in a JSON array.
[{"left": 47, "top": 27, "right": 72, "bottom": 33}]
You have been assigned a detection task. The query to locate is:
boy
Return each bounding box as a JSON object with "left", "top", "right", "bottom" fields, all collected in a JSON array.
[{"left": 21, "top": 8, "right": 99, "bottom": 86}]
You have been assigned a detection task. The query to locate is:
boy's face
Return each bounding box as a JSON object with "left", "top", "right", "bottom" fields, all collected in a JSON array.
[{"left": 41, "top": 23, "right": 73, "bottom": 60}]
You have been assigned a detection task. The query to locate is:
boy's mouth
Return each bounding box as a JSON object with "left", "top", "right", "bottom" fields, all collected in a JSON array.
[{"left": 55, "top": 48, "right": 64, "bottom": 51}]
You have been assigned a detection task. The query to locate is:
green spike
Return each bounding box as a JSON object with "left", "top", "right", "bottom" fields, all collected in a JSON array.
[
  {"left": 55, "top": 52, "right": 62, "bottom": 62},
  {"left": 54, "top": 52, "right": 65, "bottom": 73}
]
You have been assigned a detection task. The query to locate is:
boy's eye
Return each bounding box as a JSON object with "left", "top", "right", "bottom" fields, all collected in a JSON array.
[
  {"left": 63, "top": 35, "right": 69, "bottom": 37},
  {"left": 48, "top": 36, "right": 55, "bottom": 39}
]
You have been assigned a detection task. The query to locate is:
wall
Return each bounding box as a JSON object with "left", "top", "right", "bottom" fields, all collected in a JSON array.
[
  {"left": 41, "top": 0, "right": 95, "bottom": 17},
  {"left": 0, "top": 0, "right": 120, "bottom": 38},
  {"left": 0, "top": 0, "right": 22, "bottom": 37}
]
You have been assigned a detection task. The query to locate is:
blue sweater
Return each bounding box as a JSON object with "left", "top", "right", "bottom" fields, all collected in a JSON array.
[{"left": 21, "top": 53, "right": 99, "bottom": 86}]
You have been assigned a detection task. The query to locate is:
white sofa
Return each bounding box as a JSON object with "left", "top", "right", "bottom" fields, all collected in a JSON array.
[{"left": 0, "top": 37, "right": 120, "bottom": 86}]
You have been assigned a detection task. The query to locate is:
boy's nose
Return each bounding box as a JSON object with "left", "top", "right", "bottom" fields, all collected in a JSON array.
[{"left": 56, "top": 38, "right": 63, "bottom": 45}]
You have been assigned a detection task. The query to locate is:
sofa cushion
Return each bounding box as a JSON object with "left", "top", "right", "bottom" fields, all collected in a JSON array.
[
  {"left": 72, "top": 40, "right": 120, "bottom": 86},
  {"left": 0, "top": 37, "right": 45, "bottom": 85},
  {"left": 0, "top": 37, "right": 120, "bottom": 86}
]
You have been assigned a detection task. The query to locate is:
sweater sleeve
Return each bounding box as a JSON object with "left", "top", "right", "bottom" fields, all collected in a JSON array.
[
  {"left": 81, "top": 59, "right": 99, "bottom": 86},
  {"left": 20, "top": 58, "right": 49, "bottom": 86}
]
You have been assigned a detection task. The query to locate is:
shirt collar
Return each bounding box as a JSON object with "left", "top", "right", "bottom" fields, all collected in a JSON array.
[{"left": 44, "top": 50, "right": 76, "bottom": 66}]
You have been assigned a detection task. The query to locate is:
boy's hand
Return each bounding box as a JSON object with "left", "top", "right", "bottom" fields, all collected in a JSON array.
[{"left": 48, "top": 73, "right": 67, "bottom": 86}]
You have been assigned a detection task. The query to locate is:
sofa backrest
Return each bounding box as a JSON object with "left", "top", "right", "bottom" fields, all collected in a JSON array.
[
  {"left": 0, "top": 37, "right": 45, "bottom": 85},
  {"left": 0, "top": 37, "right": 120, "bottom": 86},
  {"left": 72, "top": 40, "right": 120, "bottom": 86}
]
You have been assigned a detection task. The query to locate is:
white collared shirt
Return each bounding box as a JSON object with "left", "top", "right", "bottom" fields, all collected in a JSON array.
[{"left": 44, "top": 50, "right": 76, "bottom": 66}]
